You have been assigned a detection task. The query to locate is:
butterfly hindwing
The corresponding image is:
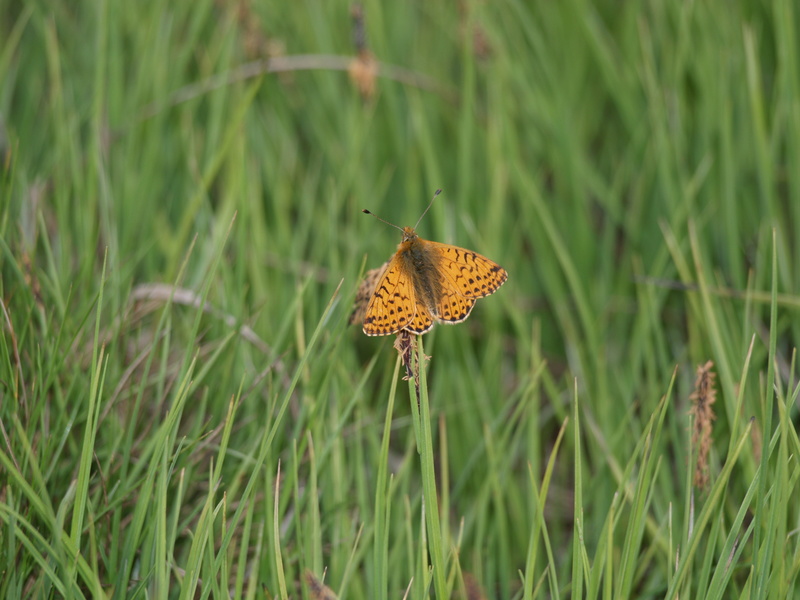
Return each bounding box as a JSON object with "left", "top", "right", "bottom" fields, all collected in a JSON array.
[
  {"left": 349, "top": 261, "right": 390, "bottom": 327},
  {"left": 434, "top": 292, "right": 476, "bottom": 324},
  {"left": 406, "top": 302, "right": 435, "bottom": 334}
]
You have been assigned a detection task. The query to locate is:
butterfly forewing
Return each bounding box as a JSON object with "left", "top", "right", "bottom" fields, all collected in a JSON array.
[
  {"left": 363, "top": 258, "right": 418, "bottom": 335},
  {"left": 428, "top": 242, "right": 508, "bottom": 299}
]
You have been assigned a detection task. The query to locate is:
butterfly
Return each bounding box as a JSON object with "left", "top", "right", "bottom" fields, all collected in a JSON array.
[{"left": 353, "top": 190, "right": 508, "bottom": 336}]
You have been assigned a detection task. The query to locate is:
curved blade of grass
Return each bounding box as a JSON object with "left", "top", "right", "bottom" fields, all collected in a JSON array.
[{"left": 522, "top": 416, "right": 569, "bottom": 599}]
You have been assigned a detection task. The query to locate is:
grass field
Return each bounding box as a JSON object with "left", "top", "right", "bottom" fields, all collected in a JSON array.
[{"left": 2, "top": 0, "right": 800, "bottom": 598}]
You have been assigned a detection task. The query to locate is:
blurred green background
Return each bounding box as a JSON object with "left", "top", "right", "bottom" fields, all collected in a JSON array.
[{"left": 2, "top": 0, "right": 800, "bottom": 598}]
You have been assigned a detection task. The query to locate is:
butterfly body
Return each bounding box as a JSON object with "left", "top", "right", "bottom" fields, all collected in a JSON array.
[
  {"left": 396, "top": 228, "right": 442, "bottom": 311},
  {"left": 361, "top": 225, "right": 508, "bottom": 336}
]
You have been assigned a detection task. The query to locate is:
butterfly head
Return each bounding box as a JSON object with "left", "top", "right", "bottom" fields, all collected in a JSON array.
[{"left": 401, "top": 227, "right": 418, "bottom": 243}]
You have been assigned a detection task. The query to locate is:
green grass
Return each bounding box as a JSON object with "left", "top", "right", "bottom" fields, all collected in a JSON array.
[{"left": 2, "top": 0, "right": 800, "bottom": 598}]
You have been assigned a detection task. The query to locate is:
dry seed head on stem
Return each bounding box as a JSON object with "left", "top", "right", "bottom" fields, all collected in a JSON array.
[{"left": 689, "top": 360, "right": 717, "bottom": 489}]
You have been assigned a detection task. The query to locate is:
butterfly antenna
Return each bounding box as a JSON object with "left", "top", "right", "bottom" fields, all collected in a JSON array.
[
  {"left": 414, "top": 189, "right": 442, "bottom": 230},
  {"left": 361, "top": 209, "right": 404, "bottom": 232}
]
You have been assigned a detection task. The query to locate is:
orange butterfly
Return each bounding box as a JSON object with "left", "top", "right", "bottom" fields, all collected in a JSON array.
[{"left": 355, "top": 190, "right": 508, "bottom": 336}]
